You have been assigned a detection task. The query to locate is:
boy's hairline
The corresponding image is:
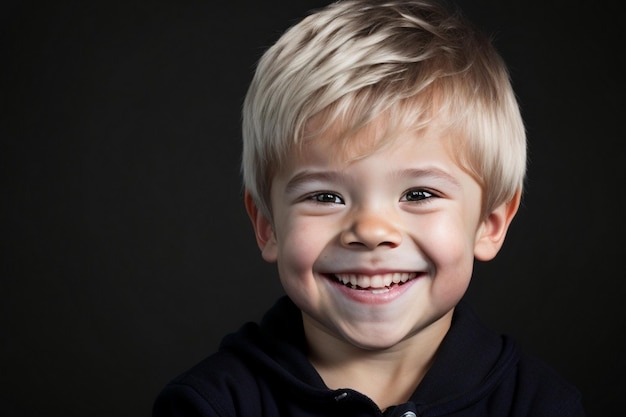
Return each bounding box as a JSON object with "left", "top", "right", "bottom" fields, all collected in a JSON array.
[{"left": 241, "top": 0, "right": 527, "bottom": 223}]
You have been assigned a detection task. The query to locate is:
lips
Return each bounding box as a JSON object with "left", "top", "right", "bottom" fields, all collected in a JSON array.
[{"left": 333, "top": 272, "right": 418, "bottom": 291}]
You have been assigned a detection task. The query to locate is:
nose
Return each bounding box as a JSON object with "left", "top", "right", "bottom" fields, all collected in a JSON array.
[{"left": 340, "top": 208, "right": 402, "bottom": 249}]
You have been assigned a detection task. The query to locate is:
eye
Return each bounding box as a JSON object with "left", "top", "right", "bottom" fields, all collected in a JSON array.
[
  {"left": 402, "top": 189, "right": 434, "bottom": 202},
  {"left": 309, "top": 192, "right": 344, "bottom": 204}
]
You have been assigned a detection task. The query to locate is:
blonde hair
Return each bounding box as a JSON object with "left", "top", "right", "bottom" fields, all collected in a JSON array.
[{"left": 242, "top": 0, "right": 526, "bottom": 219}]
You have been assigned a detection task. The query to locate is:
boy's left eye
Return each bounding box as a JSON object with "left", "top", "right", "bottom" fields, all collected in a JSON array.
[
  {"left": 309, "top": 192, "right": 344, "bottom": 204},
  {"left": 402, "top": 189, "right": 434, "bottom": 202}
]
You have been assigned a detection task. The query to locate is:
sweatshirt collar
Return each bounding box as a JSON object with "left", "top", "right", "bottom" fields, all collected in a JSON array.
[{"left": 223, "top": 296, "right": 519, "bottom": 409}]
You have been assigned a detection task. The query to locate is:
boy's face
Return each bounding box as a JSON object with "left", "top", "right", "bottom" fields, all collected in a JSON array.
[{"left": 247, "top": 119, "right": 516, "bottom": 351}]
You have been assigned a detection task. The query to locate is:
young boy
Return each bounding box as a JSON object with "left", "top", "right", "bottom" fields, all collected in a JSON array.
[{"left": 153, "top": 0, "right": 586, "bottom": 415}]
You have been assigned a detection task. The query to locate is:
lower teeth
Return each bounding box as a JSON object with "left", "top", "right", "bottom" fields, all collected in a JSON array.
[{"left": 346, "top": 283, "right": 393, "bottom": 293}]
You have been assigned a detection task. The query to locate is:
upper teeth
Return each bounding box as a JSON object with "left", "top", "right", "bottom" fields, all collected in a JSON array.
[{"left": 334, "top": 272, "right": 417, "bottom": 289}]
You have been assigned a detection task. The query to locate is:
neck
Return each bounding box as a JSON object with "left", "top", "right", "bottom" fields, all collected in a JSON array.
[{"left": 305, "top": 311, "right": 452, "bottom": 410}]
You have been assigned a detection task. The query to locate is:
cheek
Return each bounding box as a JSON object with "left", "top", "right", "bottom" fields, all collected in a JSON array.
[
  {"left": 418, "top": 215, "right": 476, "bottom": 272},
  {"left": 409, "top": 219, "right": 474, "bottom": 314},
  {"left": 275, "top": 217, "right": 326, "bottom": 274},
  {"left": 274, "top": 218, "right": 332, "bottom": 308}
]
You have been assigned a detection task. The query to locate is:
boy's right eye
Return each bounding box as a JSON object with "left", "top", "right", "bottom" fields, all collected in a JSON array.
[{"left": 308, "top": 192, "right": 344, "bottom": 204}]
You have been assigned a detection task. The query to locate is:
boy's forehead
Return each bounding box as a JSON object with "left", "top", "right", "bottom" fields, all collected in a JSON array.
[
  {"left": 298, "top": 112, "right": 456, "bottom": 164},
  {"left": 301, "top": 114, "right": 384, "bottom": 159}
]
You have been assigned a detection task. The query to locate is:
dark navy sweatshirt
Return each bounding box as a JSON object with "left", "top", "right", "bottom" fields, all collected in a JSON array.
[{"left": 153, "top": 296, "right": 586, "bottom": 417}]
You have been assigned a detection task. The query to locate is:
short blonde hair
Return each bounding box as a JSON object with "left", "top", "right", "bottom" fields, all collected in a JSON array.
[{"left": 242, "top": 0, "right": 526, "bottom": 219}]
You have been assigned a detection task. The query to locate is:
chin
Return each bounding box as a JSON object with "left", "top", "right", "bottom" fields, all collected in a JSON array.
[{"left": 341, "top": 328, "right": 411, "bottom": 351}]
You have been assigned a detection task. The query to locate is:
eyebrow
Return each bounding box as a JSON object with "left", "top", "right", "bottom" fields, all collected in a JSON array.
[
  {"left": 393, "top": 168, "right": 462, "bottom": 188},
  {"left": 284, "top": 171, "right": 342, "bottom": 194},
  {"left": 284, "top": 167, "right": 461, "bottom": 194}
]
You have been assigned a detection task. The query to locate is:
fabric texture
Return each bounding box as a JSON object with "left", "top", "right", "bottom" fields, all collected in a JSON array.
[{"left": 153, "top": 296, "right": 586, "bottom": 417}]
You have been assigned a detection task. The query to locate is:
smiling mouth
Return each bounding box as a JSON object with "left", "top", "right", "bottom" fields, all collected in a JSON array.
[{"left": 332, "top": 272, "right": 418, "bottom": 293}]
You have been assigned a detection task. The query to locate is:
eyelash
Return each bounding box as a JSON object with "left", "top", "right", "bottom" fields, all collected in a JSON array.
[
  {"left": 402, "top": 189, "right": 435, "bottom": 202},
  {"left": 306, "top": 192, "right": 344, "bottom": 204},
  {"left": 305, "top": 189, "right": 436, "bottom": 204}
]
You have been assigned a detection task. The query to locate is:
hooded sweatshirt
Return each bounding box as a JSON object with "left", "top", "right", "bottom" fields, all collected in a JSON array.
[{"left": 153, "top": 296, "right": 586, "bottom": 417}]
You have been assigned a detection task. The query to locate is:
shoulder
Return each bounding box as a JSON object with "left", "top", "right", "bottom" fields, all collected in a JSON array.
[
  {"left": 510, "top": 350, "right": 586, "bottom": 416},
  {"left": 443, "top": 303, "right": 586, "bottom": 416},
  {"left": 152, "top": 350, "right": 263, "bottom": 417},
  {"left": 152, "top": 298, "right": 319, "bottom": 417}
]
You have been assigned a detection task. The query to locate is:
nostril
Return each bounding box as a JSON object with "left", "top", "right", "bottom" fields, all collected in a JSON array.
[{"left": 340, "top": 216, "right": 402, "bottom": 249}]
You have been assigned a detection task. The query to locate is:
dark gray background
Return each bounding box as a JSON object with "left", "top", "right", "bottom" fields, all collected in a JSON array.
[{"left": 1, "top": 1, "right": 623, "bottom": 416}]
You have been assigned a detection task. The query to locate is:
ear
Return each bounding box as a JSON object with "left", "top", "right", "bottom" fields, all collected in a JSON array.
[
  {"left": 244, "top": 190, "right": 278, "bottom": 263},
  {"left": 474, "top": 189, "right": 522, "bottom": 261}
]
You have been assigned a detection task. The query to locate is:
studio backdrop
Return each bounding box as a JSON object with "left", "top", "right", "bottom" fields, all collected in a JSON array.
[{"left": 1, "top": 1, "right": 623, "bottom": 416}]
